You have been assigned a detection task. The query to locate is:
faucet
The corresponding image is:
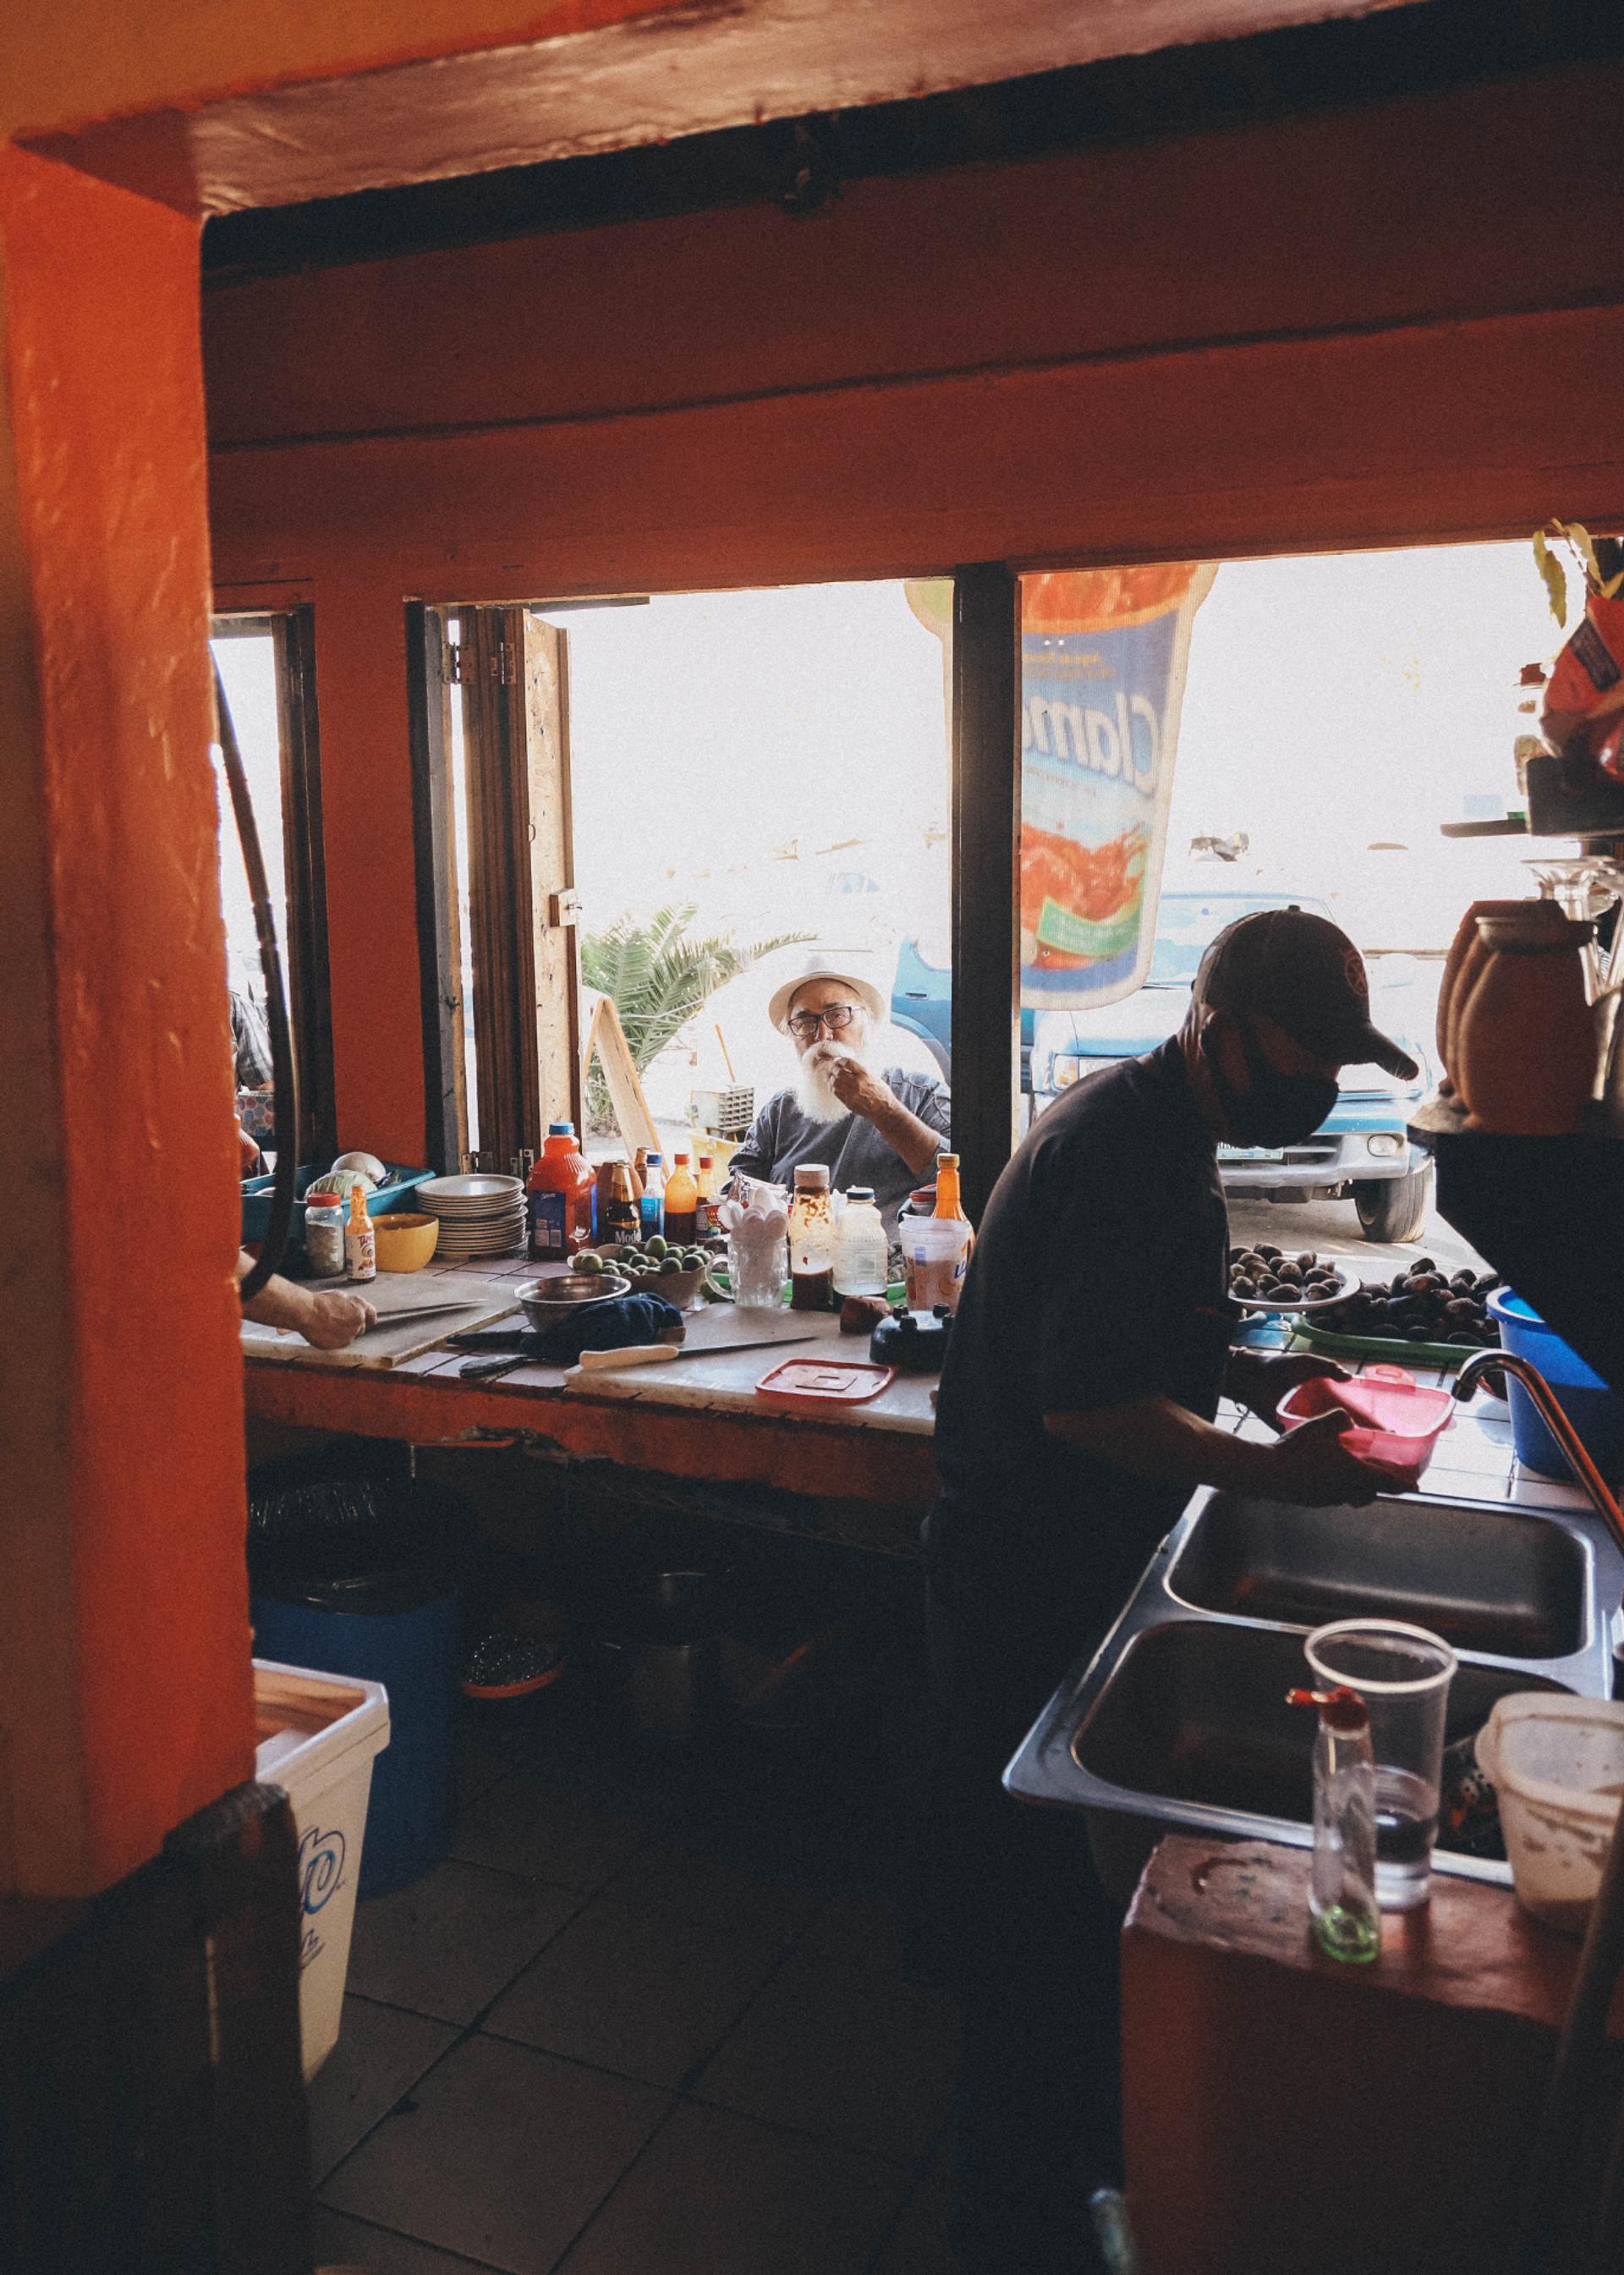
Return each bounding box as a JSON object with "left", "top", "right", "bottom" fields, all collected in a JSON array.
[{"left": 1454, "top": 1350, "right": 1624, "bottom": 1552}]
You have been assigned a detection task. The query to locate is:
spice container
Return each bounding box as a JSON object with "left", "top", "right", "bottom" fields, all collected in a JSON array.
[
  {"left": 304, "top": 1192, "right": 346, "bottom": 1278},
  {"left": 787, "top": 1163, "right": 837, "bottom": 1311}
]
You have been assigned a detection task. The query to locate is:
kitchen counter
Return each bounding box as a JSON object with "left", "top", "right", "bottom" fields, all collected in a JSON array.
[{"left": 243, "top": 1253, "right": 941, "bottom": 1513}]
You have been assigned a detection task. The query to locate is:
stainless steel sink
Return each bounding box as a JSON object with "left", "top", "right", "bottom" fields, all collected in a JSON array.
[
  {"left": 1005, "top": 1481, "right": 1624, "bottom": 1901},
  {"left": 1167, "top": 1490, "right": 1590, "bottom": 1658},
  {"left": 1073, "top": 1619, "right": 1563, "bottom": 1824}
]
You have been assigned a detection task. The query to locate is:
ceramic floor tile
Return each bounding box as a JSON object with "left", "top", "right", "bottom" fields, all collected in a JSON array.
[
  {"left": 556, "top": 2100, "right": 908, "bottom": 2275},
  {"left": 485, "top": 1889, "right": 794, "bottom": 2089},
  {"left": 448, "top": 1768, "right": 663, "bottom": 1892},
  {"left": 602, "top": 1829, "right": 825, "bottom": 1939},
  {"left": 1434, "top": 1420, "right": 1514, "bottom": 1475},
  {"left": 320, "top": 2030, "right": 670, "bottom": 2275},
  {"left": 348, "top": 1860, "right": 581, "bottom": 2025},
  {"left": 308, "top": 1996, "right": 458, "bottom": 2186},
  {"left": 694, "top": 1948, "right": 958, "bottom": 2164},
  {"left": 1506, "top": 1467, "right": 1590, "bottom": 1509},
  {"left": 311, "top": 2202, "right": 505, "bottom": 2272}
]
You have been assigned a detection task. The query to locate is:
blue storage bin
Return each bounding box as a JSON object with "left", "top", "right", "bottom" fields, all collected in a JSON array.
[
  {"left": 1489, "top": 1291, "right": 1624, "bottom": 1483},
  {"left": 241, "top": 1162, "right": 434, "bottom": 1247},
  {"left": 248, "top": 1459, "right": 459, "bottom": 1897}
]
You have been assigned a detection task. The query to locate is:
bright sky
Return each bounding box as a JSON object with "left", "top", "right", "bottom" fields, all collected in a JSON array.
[{"left": 554, "top": 537, "right": 1570, "bottom": 970}]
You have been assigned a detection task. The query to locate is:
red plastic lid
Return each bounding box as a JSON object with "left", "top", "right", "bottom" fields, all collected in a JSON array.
[{"left": 755, "top": 1358, "right": 895, "bottom": 1410}]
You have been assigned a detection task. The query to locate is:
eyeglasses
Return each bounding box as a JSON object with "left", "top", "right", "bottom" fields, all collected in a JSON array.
[{"left": 787, "top": 1004, "right": 859, "bottom": 1039}]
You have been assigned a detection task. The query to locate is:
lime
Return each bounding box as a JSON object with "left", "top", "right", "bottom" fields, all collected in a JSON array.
[
  {"left": 646, "top": 1235, "right": 668, "bottom": 1260},
  {"left": 577, "top": 1252, "right": 604, "bottom": 1275},
  {"left": 658, "top": 1255, "right": 682, "bottom": 1274}
]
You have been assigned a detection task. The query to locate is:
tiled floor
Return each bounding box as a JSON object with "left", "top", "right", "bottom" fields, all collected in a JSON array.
[{"left": 309, "top": 1693, "right": 958, "bottom": 2275}]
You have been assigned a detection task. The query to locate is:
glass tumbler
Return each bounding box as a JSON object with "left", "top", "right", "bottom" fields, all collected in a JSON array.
[
  {"left": 727, "top": 1228, "right": 787, "bottom": 1311},
  {"left": 1304, "top": 1618, "right": 1457, "bottom": 1910}
]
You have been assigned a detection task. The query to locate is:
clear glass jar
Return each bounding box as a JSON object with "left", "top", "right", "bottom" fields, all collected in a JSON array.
[
  {"left": 787, "top": 1164, "right": 837, "bottom": 1311},
  {"left": 304, "top": 1194, "right": 346, "bottom": 1278}
]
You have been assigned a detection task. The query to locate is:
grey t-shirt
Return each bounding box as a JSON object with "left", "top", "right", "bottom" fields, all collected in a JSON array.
[{"left": 729, "top": 1069, "right": 952, "bottom": 1228}]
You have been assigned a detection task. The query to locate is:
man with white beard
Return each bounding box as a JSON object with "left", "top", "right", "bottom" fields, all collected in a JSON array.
[{"left": 727, "top": 955, "right": 952, "bottom": 1228}]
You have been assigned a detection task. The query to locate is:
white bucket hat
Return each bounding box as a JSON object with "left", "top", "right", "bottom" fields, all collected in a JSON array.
[{"left": 767, "top": 953, "right": 886, "bottom": 1034}]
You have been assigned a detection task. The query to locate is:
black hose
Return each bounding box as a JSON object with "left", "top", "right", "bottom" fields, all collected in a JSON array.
[{"left": 215, "top": 657, "right": 299, "bottom": 1301}]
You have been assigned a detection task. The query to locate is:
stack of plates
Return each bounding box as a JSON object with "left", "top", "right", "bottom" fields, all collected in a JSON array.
[{"left": 417, "top": 1173, "right": 528, "bottom": 1262}]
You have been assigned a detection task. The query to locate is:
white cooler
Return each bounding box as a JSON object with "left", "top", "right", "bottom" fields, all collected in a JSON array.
[{"left": 254, "top": 1657, "right": 391, "bottom": 2079}]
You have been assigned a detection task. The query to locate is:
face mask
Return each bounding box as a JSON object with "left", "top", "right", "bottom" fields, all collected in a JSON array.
[{"left": 1202, "top": 1016, "right": 1338, "bottom": 1148}]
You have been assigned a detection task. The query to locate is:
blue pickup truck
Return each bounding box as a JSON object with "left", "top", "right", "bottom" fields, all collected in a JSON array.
[{"left": 892, "top": 888, "right": 1434, "bottom": 1243}]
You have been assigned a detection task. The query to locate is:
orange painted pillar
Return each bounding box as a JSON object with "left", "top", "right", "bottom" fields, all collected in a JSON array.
[{"left": 0, "top": 147, "right": 255, "bottom": 1897}]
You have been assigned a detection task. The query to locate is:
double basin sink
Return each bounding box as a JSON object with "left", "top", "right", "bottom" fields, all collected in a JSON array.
[{"left": 1005, "top": 1481, "right": 1624, "bottom": 1900}]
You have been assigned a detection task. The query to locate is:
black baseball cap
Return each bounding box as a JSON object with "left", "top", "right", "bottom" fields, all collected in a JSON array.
[{"left": 1193, "top": 908, "right": 1418, "bottom": 1080}]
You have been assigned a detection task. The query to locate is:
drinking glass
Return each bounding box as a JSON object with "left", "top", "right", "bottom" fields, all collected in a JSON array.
[
  {"left": 727, "top": 1229, "right": 787, "bottom": 1311},
  {"left": 1304, "top": 1618, "right": 1457, "bottom": 1910}
]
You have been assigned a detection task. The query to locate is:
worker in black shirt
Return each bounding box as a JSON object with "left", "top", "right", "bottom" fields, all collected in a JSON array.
[{"left": 927, "top": 908, "right": 1418, "bottom": 2275}]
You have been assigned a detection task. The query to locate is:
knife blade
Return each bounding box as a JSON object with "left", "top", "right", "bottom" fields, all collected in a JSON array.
[
  {"left": 359, "top": 1300, "right": 504, "bottom": 1335},
  {"left": 570, "top": 1333, "right": 820, "bottom": 1372}
]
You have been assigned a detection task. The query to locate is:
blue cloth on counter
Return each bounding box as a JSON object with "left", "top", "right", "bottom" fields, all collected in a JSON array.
[{"left": 452, "top": 1293, "right": 686, "bottom": 1366}]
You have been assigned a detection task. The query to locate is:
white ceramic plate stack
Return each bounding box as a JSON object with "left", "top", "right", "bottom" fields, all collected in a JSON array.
[{"left": 417, "top": 1173, "right": 528, "bottom": 1262}]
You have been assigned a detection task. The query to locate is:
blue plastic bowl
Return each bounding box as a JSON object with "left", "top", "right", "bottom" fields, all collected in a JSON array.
[{"left": 1488, "top": 1290, "right": 1624, "bottom": 1483}]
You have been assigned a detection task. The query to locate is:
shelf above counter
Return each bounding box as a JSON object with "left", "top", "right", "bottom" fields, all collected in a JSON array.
[{"left": 1407, "top": 1092, "right": 1624, "bottom": 1391}]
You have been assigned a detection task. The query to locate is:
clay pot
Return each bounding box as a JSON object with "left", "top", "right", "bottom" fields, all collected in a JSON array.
[
  {"left": 1454, "top": 910, "right": 1597, "bottom": 1135},
  {"left": 1438, "top": 899, "right": 1561, "bottom": 1097}
]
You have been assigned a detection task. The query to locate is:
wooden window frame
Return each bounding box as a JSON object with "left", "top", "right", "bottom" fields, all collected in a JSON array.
[
  {"left": 408, "top": 602, "right": 582, "bottom": 1176},
  {"left": 211, "top": 604, "right": 337, "bottom": 1169}
]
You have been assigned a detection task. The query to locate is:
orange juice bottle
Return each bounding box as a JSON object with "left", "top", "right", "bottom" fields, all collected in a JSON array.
[
  {"left": 663, "top": 1153, "right": 700, "bottom": 1245},
  {"left": 528, "top": 1121, "right": 595, "bottom": 1261}
]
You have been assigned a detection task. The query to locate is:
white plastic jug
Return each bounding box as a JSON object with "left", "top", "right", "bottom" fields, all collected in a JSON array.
[{"left": 1475, "top": 1693, "right": 1624, "bottom": 1933}]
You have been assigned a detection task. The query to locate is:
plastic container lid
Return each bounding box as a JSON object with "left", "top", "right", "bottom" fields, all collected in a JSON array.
[
  {"left": 845, "top": 1186, "right": 876, "bottom": 1202},
  {"left": 547, "top": 1120, "right": 575, "bottom": 1136},
  {"left": 794, "top": 1164, "right": 831, "bottom": 1190},
  {"left": 755, "top": 1357, "right": 895, "bottom": 1410}
]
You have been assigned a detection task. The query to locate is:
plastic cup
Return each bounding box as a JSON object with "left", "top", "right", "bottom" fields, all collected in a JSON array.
[{"left": 1304, "top": 1618, "right": 1457, "bottom": 1910}]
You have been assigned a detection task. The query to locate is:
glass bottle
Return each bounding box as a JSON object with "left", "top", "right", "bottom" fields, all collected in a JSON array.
[
  {"left": 595, "top": 1159, "right": 641, "bottom": 1248},
  {"left": 639, "top": 1152, "right": 666, "bottom": 1240},
  {"left": 1287, "top": 1684, "right": 1380, "bottom": 1964},
  {"left": 787, "top": 1162, "right": 837, "bottom": 1311},
  {"left": 833, "top": 1185, "right": 889, "bottom": 1297},
  {"left": 663, "top": 1153, "right": 699, "bottom": 1245},
  {"left": 344, "top": 1183, "right": 376, "bottom": 1283},
  {"left": 304, "top": 1192, "right": 346, "bottom": 1279}
]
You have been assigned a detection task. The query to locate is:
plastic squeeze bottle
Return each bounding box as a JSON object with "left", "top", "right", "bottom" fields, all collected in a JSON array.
[
  {"left": 527, "top": 1121, "right": 595, "bottom": 1261},
  {"left": 344, "top": 1184, "right": 376, "bottom": 1283},
  {"left": 1287, "top": 1685, "right": 1380, "bottom": 1964},
  {"left": 663, "top": 1153, "right": 699, "bottom": 1245}
]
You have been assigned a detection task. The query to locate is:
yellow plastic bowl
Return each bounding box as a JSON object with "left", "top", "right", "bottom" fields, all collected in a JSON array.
[{"left": 371, "top": 1212, "right": 441, "bottom": 1272}]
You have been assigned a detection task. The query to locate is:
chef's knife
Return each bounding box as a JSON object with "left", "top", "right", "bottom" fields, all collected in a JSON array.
[
  {"left": 359, "top": 1299, "right": 505, "bottom": 1335},
  {"left": 571, "top": 1333, "right": 819, "bottom": 1372}
]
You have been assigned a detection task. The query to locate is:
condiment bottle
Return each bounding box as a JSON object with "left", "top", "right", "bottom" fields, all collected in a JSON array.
[
  {"left": 833, "top": 1185, "right": 889, "bottom": 1297},
  {"left": 304, "top": 1191, "right": 346, "bottom": 1279},
  {"left": 344, "top": 1184, "right": 376, "bottom": 1283},
  {"left": 694, "top": 1154, "right": 718, "bottom": 1239},
  {"left": 595, "top": 1159, "right": 641, "bottom": 1248},
  {"left": 639, "top": 1153, "right": 666, "bottom": 1240},
  {"left": 528, "top": 1121, "right": 595, "bottom": 1261},
  {"left": 663, "top": 1153, "right": 699, "bottom": 1245},
  {"left": 1455, "top": 909, "right": 1597, "bottom": 1135},
  {"left": 787, "top": 1162, "right": 837, "bottom": 1311},
  {"left": 933, "top": 1151, "right": 968, "bottom": 1223},
  {"left": 1287, "top": 1685, "right": 1380, "bottom": 1964}
]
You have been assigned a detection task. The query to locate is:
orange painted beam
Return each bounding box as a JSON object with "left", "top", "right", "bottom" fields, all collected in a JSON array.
[
  {"left": 18, "top": 0, "right": 1428, "bottom": 216},
  {"left": 243, "top": 1363, "right": 938, "bottom": 1509},
  {"left": 0, "top": 150, "right": 254, "bottom": 1896}
]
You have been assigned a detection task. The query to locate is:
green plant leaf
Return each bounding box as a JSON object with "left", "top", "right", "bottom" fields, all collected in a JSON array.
[{"left": 1533, "top": 528, "right": 1567, "bottom": 627}]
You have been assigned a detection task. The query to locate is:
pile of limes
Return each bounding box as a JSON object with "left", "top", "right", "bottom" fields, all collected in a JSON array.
[{"left": 577, "top": 1235, "right": 708, "bottom": 1279}]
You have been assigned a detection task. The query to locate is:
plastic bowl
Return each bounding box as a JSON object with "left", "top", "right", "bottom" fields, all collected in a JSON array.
[
  {"left": 370, "top": 1212, "right": 441, "bottom": 1272},
  {"left": 1476, "top": 1694, "right": 1624, "bottom": 1932}
]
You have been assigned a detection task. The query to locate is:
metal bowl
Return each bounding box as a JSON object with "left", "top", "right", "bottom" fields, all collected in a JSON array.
[{"left": 516, "top": 1273, "right": 629, "bottom": 1330}]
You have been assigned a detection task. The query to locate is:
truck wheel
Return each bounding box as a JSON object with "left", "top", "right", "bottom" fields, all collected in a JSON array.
[{"left": 1354, "top": 1164, "right": 1431, "bottom": 1244}]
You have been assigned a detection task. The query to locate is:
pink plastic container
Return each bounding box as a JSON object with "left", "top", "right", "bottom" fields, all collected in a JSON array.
[
  {"left": 755, "top": 1358, "right": 895, "bottom": 1411},
  {"left": 1277, "top": 1365, "right": 1455, "bottom": 1487}
]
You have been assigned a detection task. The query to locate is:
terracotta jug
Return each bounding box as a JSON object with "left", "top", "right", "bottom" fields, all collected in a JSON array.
[
  {"left": 1438, "top": 898, "right": 1562, "bottom": 1100},
  {"left": 1454, "top": 909, "right": 1597, "bottom": 1135}
]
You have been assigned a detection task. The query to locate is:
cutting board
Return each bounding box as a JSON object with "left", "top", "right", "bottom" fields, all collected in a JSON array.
[{"left": 241, "top": 1272, "right": 522, "bottom": 1369}]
